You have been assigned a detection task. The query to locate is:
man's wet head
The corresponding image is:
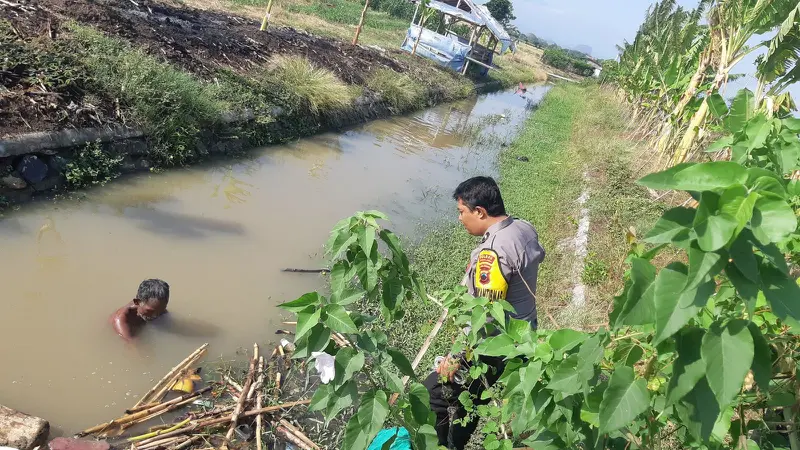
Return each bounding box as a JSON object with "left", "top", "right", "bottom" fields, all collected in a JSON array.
[
  {"left": 133, "top": 279, "right": 169, "bottom": 321},
  {"left": 453, "top": 176, "right": 507, "bottom": 237}
]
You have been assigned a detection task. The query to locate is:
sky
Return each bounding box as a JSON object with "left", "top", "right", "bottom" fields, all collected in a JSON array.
[
  {"left": 509, "top": 0, "right": 696, "bottom": 59},
  {"left": 510, "top": 0, "right": 800, "bottom": 102}
]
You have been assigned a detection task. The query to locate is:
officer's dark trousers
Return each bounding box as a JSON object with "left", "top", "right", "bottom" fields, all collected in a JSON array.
[{"left": 423, "top": 355, "right": 505, "bottom": 450}]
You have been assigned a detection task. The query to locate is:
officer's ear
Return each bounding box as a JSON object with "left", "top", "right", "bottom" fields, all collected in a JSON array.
[{"left": 474, "top": 206, "right": 488, "bottom": 219}]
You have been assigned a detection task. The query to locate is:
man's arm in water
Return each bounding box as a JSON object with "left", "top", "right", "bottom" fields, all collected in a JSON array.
[{"left": 110, "top": 304, "right": 135, "bottom": 340}]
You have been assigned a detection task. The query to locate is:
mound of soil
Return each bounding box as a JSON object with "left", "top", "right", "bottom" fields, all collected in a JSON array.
[
  {"left": 1, "top": 0, "right": 431, "bottom": 137},
  {"left": 11, "top": 0, "right": 409, "bottom": 83}
]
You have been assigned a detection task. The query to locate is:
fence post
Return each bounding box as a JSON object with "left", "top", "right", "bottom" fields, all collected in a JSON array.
[
  {"left": 352, "top": 0, "right": 370, "bottom": 45},
  {"left": 259, "top": 0, "right": 275, "bottom": 31}
]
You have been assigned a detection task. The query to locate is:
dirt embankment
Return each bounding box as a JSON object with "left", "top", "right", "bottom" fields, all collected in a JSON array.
[{"left": 1, "top": 0, "right": 454, "bottom": 137}]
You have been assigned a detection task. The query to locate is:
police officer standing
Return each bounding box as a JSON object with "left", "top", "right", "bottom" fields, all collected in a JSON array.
[{"left": 423, "top": 176, "right": 545, "bottom": 449}]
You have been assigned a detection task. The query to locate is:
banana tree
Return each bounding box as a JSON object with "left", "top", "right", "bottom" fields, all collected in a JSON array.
[{"left": 673, "top": 0, "right": 797, "bottom": 164}]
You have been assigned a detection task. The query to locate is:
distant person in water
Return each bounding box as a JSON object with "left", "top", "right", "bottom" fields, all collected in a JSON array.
[{"left": 110, "top": 279, "right": 170, "bottom": 340}]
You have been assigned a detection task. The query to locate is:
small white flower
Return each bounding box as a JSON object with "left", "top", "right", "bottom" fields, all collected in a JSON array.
[{"left": 311, "top": 352, "right": 336, "bottom": 384}]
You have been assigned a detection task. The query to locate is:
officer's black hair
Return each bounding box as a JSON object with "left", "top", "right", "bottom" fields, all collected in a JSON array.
[{"left": 452, "top": 176, "right": 507, "bottom": 217}]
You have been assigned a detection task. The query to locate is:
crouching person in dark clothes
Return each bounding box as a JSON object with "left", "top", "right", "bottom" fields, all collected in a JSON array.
[{"left": 423, "top": 176, "right": 545, "bottom": 449}]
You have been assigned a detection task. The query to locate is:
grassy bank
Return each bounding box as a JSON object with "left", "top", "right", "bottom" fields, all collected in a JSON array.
[{"left": 392, "top": 82, "right": 665, "bottom": 370}]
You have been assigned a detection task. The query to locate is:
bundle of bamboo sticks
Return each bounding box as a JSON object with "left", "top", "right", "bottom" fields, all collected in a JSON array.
[
  {"left": 76, "top": 342, "right": 318, "bottom": 450},
  {"left": 77, "top": 344, "right": 210, "bottom": 438}
]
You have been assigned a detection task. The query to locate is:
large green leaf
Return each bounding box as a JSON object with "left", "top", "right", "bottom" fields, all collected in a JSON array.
[
  {"left": 760, "top": 264, "right": 800, "bottom": 322},
  {"left": 386, "top": 348, "right": 415, "bottom": 377},
  {"left": 342, "top": 389, "right": 389, "bottom": 450},
  {"left": 548, "top": 329, "right": 587, "bottom": 353},
  {"left": 471, "top": 308, "right": 488, "bottom": 337},
  {"left": 575, "top": 335, "right": 603, "bottom": 379},
  {"left": 324, "top": 304, "right": 358, "bottom": 334},
  {"left": 719, "top": 185, "right": 757, "bottom": 235},
  {"left": 694, "top": 192, "right": 738, "bottom": 251},
  {"left": 379, "top": 366, "right": 404, "bottom": 393},
  {"left": 296, "top": 307, "right": 322, "bottom": 340},
  {"left": 477, "top": 334, "right": 516, "bottom": 357},
  {"left": 701, "top": 320, "right": 754, "bottom": 408},
  {"left": 333, "top": 347, "right": 365, "bottom": 388},
  {"left": 293, "top": 324, "right": 332, "bottom": 359},
  {"left": 381, "top": 277, "right": 404, "bottom": 313},
  {"left": 751, "top": 176, "right": 787, "bottom": 198},
  {"left": 723, "top": 89, "right": 755, "bottom": 133},
  {"left": 547, "top": 355, "right": 583, "bottom": 395},
  {"left": 638, "top": 162, "right": 748, "bottom": 192},
  {"left": 667, "top": 328, "right": 706, "bottom": 406},
  {"left": 413, "top": 425, "right": 440, "bottom": 450},
  {"left": 354, "top": 248, "right": 380, "bottom": 292},
  {"left": 378, "top": 229, "right": 410, "bottom": 275},
  {"left": 643, "top": 207, "right": 695, "bottom": 245},
  {"left": 653, "top": 263, "right": 716, "bottom": 345},
  {"left": 744, "top": 114, "right": 772, "bottom": 152},
  {"left": 279, "top": 292, "right": 323, "bottom": 313},
  {"left": 408, "top": 382, "right": 432, "bottom": 425},
  {"left": 360, "top": 224, "right": 376, "bottom": 258},
  {"left": 615, "top": 258, "right": 657, "bottom": 327},
  {"left": 309, "top": 383, "right": 334, "bottom": 412},
  {"left": 685, "top": 245, "right": 727, "bottom": 291},
  {"left": 598, "top": 366, "right": 649, "bottom": 434},
  {"left": 332, "top": 287, "right": 365, "bottom": 306},
  {"left": 326, "top": 381, "right": 358, "bottom": 422},
  {"left": 729, "top": 234, "right": 760, "bottom": 283},
  {"left": 707, "top": 92, "right": 728, "bottom": 118},
  {"left": 676, "top": 377, "right": 720, "bottom": 441},
  {"left": 329, "top": 232, "right": 358, "bottom": 260},
  {"left": 747, "top": 323, "right": 772, "bottom": 392},
  {"left": 612, "top": 340, "right": 644, "bottom": 367},
  {"left": 751, "top": 193, "right": 797, "bottom": 245}
]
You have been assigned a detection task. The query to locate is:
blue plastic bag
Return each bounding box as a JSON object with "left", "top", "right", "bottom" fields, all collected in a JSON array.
[{"left": 367, "top": 427, "right": 412, "bottom": 450}]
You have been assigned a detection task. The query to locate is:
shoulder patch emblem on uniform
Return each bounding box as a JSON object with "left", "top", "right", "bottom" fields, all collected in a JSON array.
[{"left": 475, "top": 249, "right": 508, "bottom": 301}]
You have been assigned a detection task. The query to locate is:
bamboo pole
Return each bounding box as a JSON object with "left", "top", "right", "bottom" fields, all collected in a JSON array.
[
  {"left": 256, "top": 356, "right": 265, "bottom": 450},
  {"left": 225, "top": 346, "right": 258, "bottom": 441},
  {"left": 128, "top": 419, "right": 190, "bottom": 442},
  {"left": 125, "top": 401, "right": 162, "bottom": 415},
  {"left": 136, "top": 399, "right": 313, "bottom": 446},
  {"left": 77, "top": 387, "right": 211, "bottom": 437},
  {"left": 175, "top": 436, "right": 202, "bottom": 450},
  {"left": 389, "top": 306, "right": 448, "bottom": 406},
  {"left": 132, "top": 343, "right": 208, "bottom": 409},
  {"left": 279, "top": 419, "right": 320, "bottom": 450},
  {"left": 411, "top": 10, "right": 427, "bottom": 56},
  {"left": 138, "top": 436, "right": 190, "bottom": 450},
  {"left": 352, "top": 0, "right": 370, "bottom": 45},
  {"left": 276, "top": 425, "right": 312, "bottom": 450},
  {"left": 259, "top": 0, "right": 275, "bottom": 31}
]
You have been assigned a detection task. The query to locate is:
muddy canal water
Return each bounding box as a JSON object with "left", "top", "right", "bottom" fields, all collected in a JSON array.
[{"left": 0, "top": 87, "right": 548, "bottom": 434}]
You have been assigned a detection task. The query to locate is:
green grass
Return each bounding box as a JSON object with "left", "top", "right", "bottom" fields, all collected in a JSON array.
[
  {"left": 286, "top": 0, "right": 409, "bottom": 30},
  {"left": 68, "top": 24, "right": 228, "bottom": 166},
  {"left": 266, "top": 54, "right": 358, "bottom": 113},
  {"left": 366, "top": 68, "right": 424, "bottom": 111}
]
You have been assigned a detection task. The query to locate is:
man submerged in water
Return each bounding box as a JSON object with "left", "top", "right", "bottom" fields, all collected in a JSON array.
[{"left": 110, "top": 279, "right": 170, "bottom": 340}]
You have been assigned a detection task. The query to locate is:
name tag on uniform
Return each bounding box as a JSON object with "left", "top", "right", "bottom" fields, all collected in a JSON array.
[{"left": 474, "top": 249, "right": 508, "bottom": 301}]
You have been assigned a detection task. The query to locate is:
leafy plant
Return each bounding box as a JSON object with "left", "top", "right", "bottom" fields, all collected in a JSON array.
[
  {"left": 279, "top": 211, "right": 438, "bottom": 449},
  {"left": 282, "top": 152, "right": 799, "bottom": 450},
  {"left": 65, "top": 140, "right": 124, "bottom": 189}
]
